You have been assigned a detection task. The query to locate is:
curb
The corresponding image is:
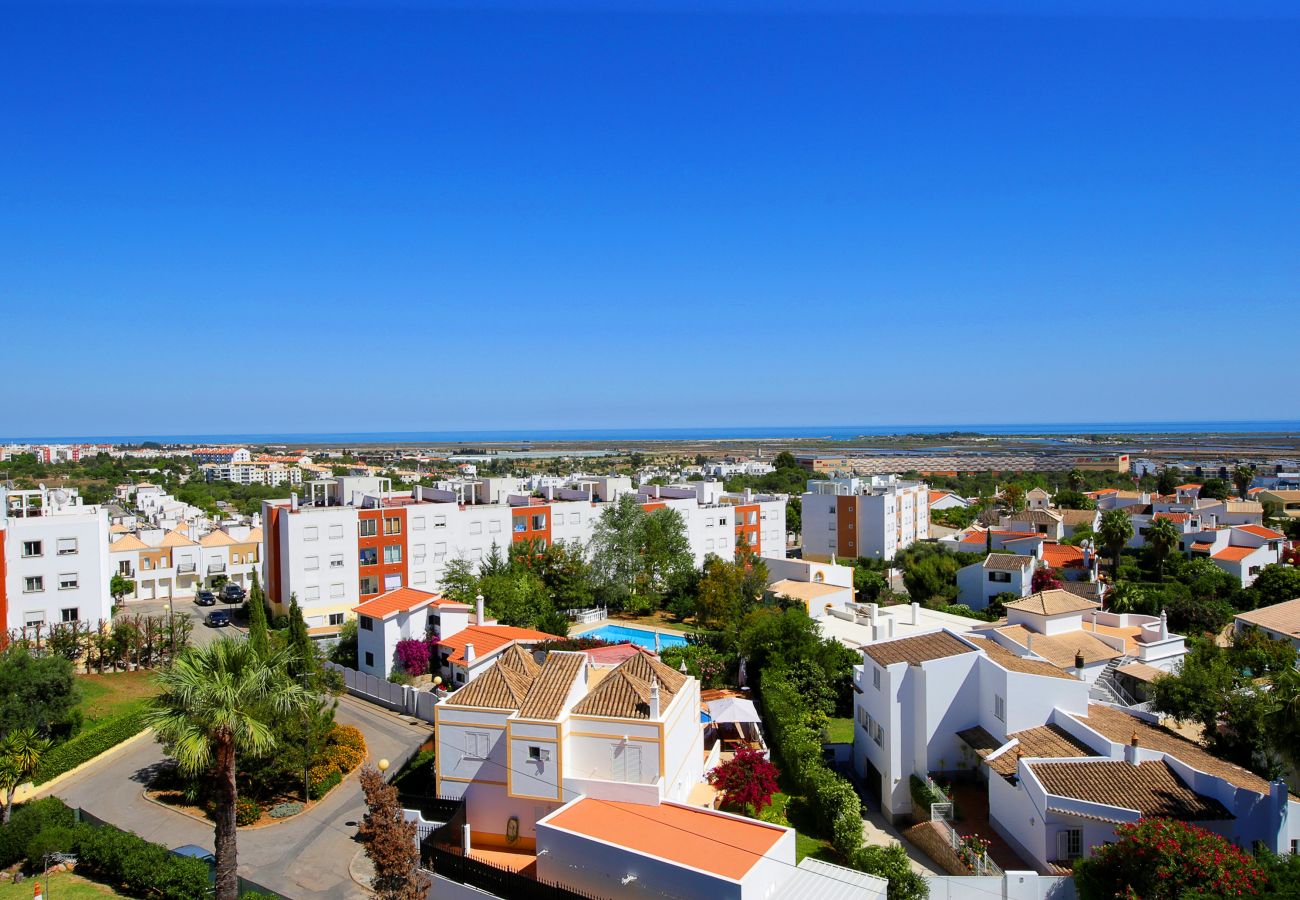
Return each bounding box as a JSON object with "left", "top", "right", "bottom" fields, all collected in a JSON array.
[
  {"left": 21, "top": 726, "right": 157, "bottom": 803},
  {"left": 138, "top": 763, "right": 364, "bottom": 831}
]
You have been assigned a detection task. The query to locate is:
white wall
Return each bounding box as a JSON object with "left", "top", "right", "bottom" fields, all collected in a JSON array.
[{"left": 3, "top": 504, "right": 112, "bottom": 629}]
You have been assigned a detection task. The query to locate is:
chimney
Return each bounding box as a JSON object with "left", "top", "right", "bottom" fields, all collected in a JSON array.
[
  {"left": 885, "top": 617, "right": 895, "bottom": 639},
  {"left": 910, "top": 601, "right": 920, "bottom": 625},
  {"left": 868, "top": 603, "right": 879, "bottom": 626},
  {"left": 649, "top": 678, "right": 661, "bottom": 718},
  {"left": 465, "top": 643, "right": 476, "bottom": 664},
  {"left": 744, "top": 488, "right": 753, "bottom": 503},
  {"left": 1075, "top": 650, "right": 1086, "bottom": 680},
  {"left": 1026, "top": 633, "right": 1034, "bottom": 655},
  {"left": 290, "top": 493, "right": 299, "bottom": 512},
  {"left": 1124, "top": 731, "right": 1140, "bottom": 766},
  {"left": 476, "top": 594, "right": 485, "bottom": 624},
  {"left": 1159, "top": 609, "right": 1169, "bottom": 640}
]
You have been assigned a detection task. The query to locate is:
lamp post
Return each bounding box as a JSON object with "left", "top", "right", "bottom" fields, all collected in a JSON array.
[{"left": 163, "top": 601, "right": 173, "bottom": 658}]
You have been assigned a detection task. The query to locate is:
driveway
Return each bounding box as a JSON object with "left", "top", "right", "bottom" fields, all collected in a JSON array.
[
  {"left": 119, "top": 596, "right": 245, "bottom": 648},
  {"left": 48, "top": 695, "right": 431, "bottom": 899}
]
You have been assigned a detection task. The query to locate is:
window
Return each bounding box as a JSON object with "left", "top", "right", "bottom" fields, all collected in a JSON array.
[
  {"left": 359, "top": 547, "right": 377, "bottom": 566},
  {"left": 305, "top": 555, "right": 319, "bottom": 571},
  {"left": 360, "top": 576, "right": 379, "bottom": 595},
  {"left": 304, "top": 526, "right": 319, "bottom": 541},
  {"left": 21, "top": 540, "right": 42, "bottom": 558},
  {"left": 328, "top": 613, "right": 345, "bottom": 626},
  {"left": 994, "top": 694, "right": 1005, "bottom": 722},
  {"left": 465, "top": 732, "right": 491, "bottom": 759},
  {"left": 384, "top": 545, "right": 402, "bottom": 564},
  {"left": 469, "top": 522, "right": 482, "bottom": 535},
  {"left": 330, "top": 583, "right": 345, "bottom": 599},
  {"left": 433, "top": 542, "right": 447, "bottom": 559},
  {"left": 329, "top": 523, "right": 344, "bottom": 540},
  {"left": 413, "top": 571, "right": 427, "bottom": 585},
  {"left": 359, "top": 519, "right": 378, "bottom": 537},
  {"left": 56, "top": 537, "right": 78, "bottom": 555},
  {"left": 433, "top": 515, "right": 446, "bottom": 528},
  {"left": 531, "top": 514, "right": 546, "bottom": 530},
  {"left": 24, "top": 576, "right": 43, "bottom": 593},
  {"left": 384, "top": 573, "right": 402, "bottom": 590},
  {"left": 360, "top": 616, "right": 374, "bottom": 631},
  {"left": 383, "top": 516, "right": 401, "bottom": 535},
  {"left": 989, "top": 571, "right": 1012, "bottom": 583},
  {"left": 1059, "top": 829, "right": 1082, "bottom": 860},
  {"left": 364, "top": 651, "right": 375, "bottom": 667},
  {"left": 61, "top": 608, "right": 79, "bottom": 623},
  {"left": 58, "top": 573, "right": 79, "bottom": 590},
  {"left": 1250, "top": 565, "right": 1262, "bottom": 576},
  {"left": 873, "top": 667, "right": 881, "bottom": 690},
  {"left": 528, "top": 746, "right": 543, "bottom": 760},
  {"left": 304, "top": 586, "right": 320, "bottom": 600},
  {"left": 24, "top": 612, "right": 45, "bottom": 628},
  {"left": 412, "top": 516, "right": 425, "bottom": 531},
  {"left": 554, "top": 513, "right": 565, "bottom": 525},
  {"left": 118, "top": 561, "right": 132, "bottom": 576},
  {"left": 329, "top": 553, "right": 344, "bottom": 569},
  {"left": 489, "top": 520, "right": 502, "bottom": 533},
  {"left": 570, "top": 512, "right": 580, "bottom": 525},
  {"left": 873, "top": 722, "right": 884, "bottom": 747}
]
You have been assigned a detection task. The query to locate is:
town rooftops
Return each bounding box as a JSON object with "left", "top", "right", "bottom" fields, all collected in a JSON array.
[
  {"left": 861, "top": 630, "right": 975, "bottom": 667},
  {"left": 993, "top": 624, "right": 1121, "bottom": 669},
  {"left": 1236, "top": 598, "right": 1300, "bottom": 638},
  {"left": 439, "top": 624, "right": 555, "bottom": 665},
  {"left": 1116, "top": 662, "right": 1169, "bottom": 683},
  {"left": 1031, "top": 759, "right": 1232, "bottom": 822},
  {"left": 571, "top": 650, "right": 687, "bottom": 719},
  {"left": 1040, "top": 543, "right": 1085, "bottom": 569},
  {"left": 198, "top": 529, "right": 236, "bottom": 547},
  {"left": 1009, "top": 509, "right": 1062, "bottom": 525},
  {"left": 109, "top": 534, "right": 150, "bottom": 552},
  {"left": 983, "top": 553, "right": 1034, "bottom": 571},
  {"left": 443, "top": 661, "right": 533, "bottom": 711},
  {"left": 353, "top": 587, "right": 439, "bottom": 620},
  {"left": 1213, "top": 546, "right": 1258, "bottom": 562},
  {"left": 963, "top": 635, "right": 1077, "bottom": 680},
  {"left": 516, "top": 652, "right": 587, "bottom": 720},
  {"left": 541, "top": 798, "right": 788, "bottom": 881},
  {"left": 959, "top": 723, "right": 1098, "bottom": 778},
  {"left": 1056, "top": 509, "right": 1099, "bottom": 526},
  {"left": 1175, "top": 483, "right": 1202, "bottom": 491},
  {"left": 159, "top": 529, "right": 198, "bottom": 547},
  {"left": 1237, "top": 524, "right": 1284, "bottom": 539},
  {"left": 1004, "top": 589, "right": 1099, "bottom": 616}
]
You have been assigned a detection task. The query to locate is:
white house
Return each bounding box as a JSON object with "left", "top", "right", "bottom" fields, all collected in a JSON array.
[
  {"left": 1184, "top": 524, "right": 1286, "bottom": 587},
  {"left": 761, "top": 555, "right": 854, "bottom": 618},
  {"left": 956, "top": 553, "right": 1034, "bottom": 610},
  {"left": 1234, "top": 598, "right": 1300, "bottom": 659}
]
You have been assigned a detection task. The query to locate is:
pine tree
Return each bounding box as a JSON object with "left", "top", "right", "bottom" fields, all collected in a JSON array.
[
  {"left": 247, "top": 571, "right": 270, "bottom": 659},
  {"left": 286, "top": 594, "right": 314, "bottom": 681}
]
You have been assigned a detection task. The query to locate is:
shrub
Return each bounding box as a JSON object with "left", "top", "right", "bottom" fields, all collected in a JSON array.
[
  {"left": 387, "top": 670, "right": 412, "bottom": 685},
  {"left": 34, "top": 710, "right": 148, "bottom": 784},
  {"left": 0, "top": 796, "right": 76, "bottom": 867},
  {"left": 394, "top": 638, "right": 431, "bottom": 676},
  {"left": 310, "top": 768, "right": 342, "bottom": 800},
  {"left": 331, "top": 724, "right": 366, "bottom": 752},
  {"left": 269, "top": 801, "right": 304, "bottom": 819},
  {"left": 24, "top": 823, "right": 92, "bottom": 873},
  {"left": 75, "top": 823, "right": 210, "bottom": 900},
  {"left": 325, "top": 743, "right": 365, "bottom": 773},
  {"left": 235, "top": 796, "right": 262, "bottom": 826}
]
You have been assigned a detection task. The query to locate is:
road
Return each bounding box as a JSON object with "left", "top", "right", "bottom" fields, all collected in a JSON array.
[
  {"left": 121, "top": 595, "right": 244, "bottom": 648},
  {"left": 48, "top": 695, "right": 430, "bottom": 899}
]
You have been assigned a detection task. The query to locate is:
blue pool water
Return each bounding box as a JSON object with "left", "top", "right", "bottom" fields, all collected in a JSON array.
[{"left": 583, "top": 624, "right": 689, "bottom": 651}]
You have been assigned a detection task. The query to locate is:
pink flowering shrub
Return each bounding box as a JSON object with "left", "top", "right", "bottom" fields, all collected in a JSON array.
[{"left": 394, "top": 638, "right": 431, "bottom": 676}]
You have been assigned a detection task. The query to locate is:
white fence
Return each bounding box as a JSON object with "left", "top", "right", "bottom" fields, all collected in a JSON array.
[
  {"left": 925, "top": 873, "right": 1076, "bottom": 900},
  {"left": 565, "top": 606, "right": 607, "bottom": 624},
  {"left": 325, "top": 661, "right": 439, "bottom": 723}
]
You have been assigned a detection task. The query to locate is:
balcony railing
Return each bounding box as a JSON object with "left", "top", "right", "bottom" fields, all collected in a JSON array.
[
  {"left": 177, "top": 563, "right": 196, "bottom": 574},
  {"left": 206, "top": 562, "right": 226, "bottom": 574}
]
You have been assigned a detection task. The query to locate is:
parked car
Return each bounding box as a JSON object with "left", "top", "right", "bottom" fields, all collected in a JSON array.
[
  {"left": 205, "top": 610, "right": 231, "bottom": 628},
  {"left": 220, "top": 583, "right": 246, "bottom": 603},
  {"left": 195, "top": 590, "right": 217, "bottom": 606}
]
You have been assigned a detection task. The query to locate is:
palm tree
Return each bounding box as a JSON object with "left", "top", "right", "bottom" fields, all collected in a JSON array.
[
  {"left": 148, "top": 639, "right": 311, "bottom": 900},
  {"left": 1146, "top": 516, "right": 1181, "bottom": 581},
  {"left": 0, "top": 727, "right": 51, "bottom": 824},
  {"left": 1233, "top": 465, "right": 1255, "bottom": 499},
  {"left": 1097, "top": 509, "right": 1134, "bottom": 576}
]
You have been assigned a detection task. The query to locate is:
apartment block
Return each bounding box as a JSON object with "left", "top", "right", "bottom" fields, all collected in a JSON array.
[
  {"left": 109, "top": 523, "right": 261, "bottom": 601},
  {"left": 801, "top": 476, "right": 929, "bottom": 562},
  {"left": 1, "top": 487, "right": 112, "bottom": 631}
]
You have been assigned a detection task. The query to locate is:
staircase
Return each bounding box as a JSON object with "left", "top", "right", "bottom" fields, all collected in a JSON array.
[{"left": 1089, "top": 657, "right": 1137, "bottom": 707}]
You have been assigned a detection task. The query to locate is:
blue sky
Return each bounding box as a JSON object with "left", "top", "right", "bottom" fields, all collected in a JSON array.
[{"left": 3, "top": 1, "right": 1298, "bottom": 437}]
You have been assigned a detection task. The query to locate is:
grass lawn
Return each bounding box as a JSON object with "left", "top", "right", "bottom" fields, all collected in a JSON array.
[
  {"left": 824, "top": 717, "right": 855, "bottom": 744},
  {"left": 0, "top": 872, "right": 123, "bottom": 899},
  {"left": 75, "top": 670, "right": 161, "bottom": 723}
]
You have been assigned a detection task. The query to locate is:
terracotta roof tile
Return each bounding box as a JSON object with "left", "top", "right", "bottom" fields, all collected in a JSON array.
[
  {"left": 159, "top": 529, "right": 198, "bottom": 548},
  {"left": 109, "top": 534, "right": 150, "bottom": 552},
  {"left": 198, "top": 530, "right": 236, "bottom": 547},
  {"left": 960, "top": 724, "right": 1099, "bottom": 778},
  {"left": 444, "top": 661, "right": 533, "bottom": 710},
  {"left": 1031, "top": 760, "right": 1231, "bottom": 821},
  {"left": 1040, "top": 544, "right": 1085, "bottom": 568},
  {"left": 994, "top": 625, "right": 1121, "bottom": 668},
  {"left": 862, "top": 631, "right": 976, "bottom": 667},
  {"left": 984, "top": 553, "right": 1034, "bottom": 571},
  {"left": 965, "top": 636, "right": 1077, "bottom": 680},
  {"left": 353, "top": 587, "right": 438, "bottom": 620},
  {"left": 616, "top": 647, "right": 689, "bottom": 695},
  {"left": 1213, "top": 546, "right": 1258, "bottom": 562},
  {"left": 1236, "top": 598, "right": 1300, "bottom": 638},
  {"left": 1009, "top": 509, "right": 1062, "bottom": 525},
  {"left": 496, "top": 643, "right": 541, "bottom": 679},
  {"left": 1237, "top": 524, "right": 1283, "bottom": 539},
  {"left": 439, "top": 625, "right": 554, "bottom": 665},
  {"left": 517, "top": 652, "right": 586, "bottom": 720},
  {"left": 1004, "top": 589, "right": 1099, "bottom": 616},
  {"left": 571, "top": 668, "right": 654, "bottom": 719}
]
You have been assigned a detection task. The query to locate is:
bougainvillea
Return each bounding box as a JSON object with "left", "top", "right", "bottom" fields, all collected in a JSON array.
[
  {"left": 1074, "top": 817, "right": 1266, "bottom": 900},
  {"left": 394, "top": 638, "right": 430, "bottom": 676},
  {"left": 1032, "top": 567, "right": 1064, "bottom": 592},
  {"left": 706, "top": 747, "right": 780, "bottom": 815}
]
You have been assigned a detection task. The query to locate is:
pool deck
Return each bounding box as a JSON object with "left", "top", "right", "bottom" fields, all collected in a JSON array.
[{"left": 569, "top": 620, "right": 693, "bottom": 638}]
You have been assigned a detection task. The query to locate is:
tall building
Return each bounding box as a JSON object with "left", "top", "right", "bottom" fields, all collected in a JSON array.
[
  {"left": 261, "top": 475, "right": 786, "bottom": 633},
  {"left": 1, "top": 486, "right": 112, "bottom": 631},
  {"left": 801, "top": 475, "right": 929, "bottom": 562}
]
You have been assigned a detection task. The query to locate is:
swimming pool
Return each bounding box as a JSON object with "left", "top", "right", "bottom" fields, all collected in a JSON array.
[{"left": 582, "top": 624, "right": 690, "bottom": 652}]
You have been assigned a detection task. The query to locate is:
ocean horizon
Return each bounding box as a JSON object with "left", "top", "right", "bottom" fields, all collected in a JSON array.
[{"left": 5, "top": 420, "right": 1300, "bottom": 446}]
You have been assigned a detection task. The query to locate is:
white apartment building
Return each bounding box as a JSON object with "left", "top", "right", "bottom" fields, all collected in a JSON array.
[
  {"left": 1, "top": 487, "right": 112, "bottom": 631},
  {"left": 801, "top": 476, "right": 930, "bottom": 562},
  {"left": 202, "top": 461, "right": 303, "bottom": 487},
  {"left": 109, "top": 524, "right": 262, "bottom": 601},
  {"left": 262, "top": 475, "right": 787, "bottom": 631}
]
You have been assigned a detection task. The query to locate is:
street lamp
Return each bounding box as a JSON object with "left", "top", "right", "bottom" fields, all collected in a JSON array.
[
  {"left": 378, "top": 758, "right": 390, "bottom": 774},
  {"left": 163, "top": 601, "right": 174, "bottom": 658}
]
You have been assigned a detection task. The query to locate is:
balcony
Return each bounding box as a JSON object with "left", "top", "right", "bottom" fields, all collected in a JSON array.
[
  {"left": 177, "top": 562, "right": 196, "bottom": 574},
  {"left": 206, "top": 562, "right": 226, "bottom": 574}
]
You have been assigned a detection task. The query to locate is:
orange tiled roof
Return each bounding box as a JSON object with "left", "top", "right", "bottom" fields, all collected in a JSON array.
[
  {"left": 543, "top": 799, "right": 786, "bottom": 880},
  {"left": 1176, "top": 483, "right": 1201, "bottom": 490},
  {"left": 1154, "top": 512, "right": 1190, "bottom": 524},
  {"left": 109, "top": 534, "right": 149, "bottom": 552},
  {"left": 1190, "top": 541, "right": 1215, "bottom": 551},
  {"left": 1213, "top": 546, "right": 1258, "bottom": 562},
  {"left": 863, "top": 631, "right": 975, "bottom": 667},
  {"left": 439, "top": 624, "right": 553, "bottom": 665},
  {"left": 353, "top": 587, "right": 439, "bottom": 619},
  {"left": 1041, "top": 543, "right": 1085, "bottom": 568},
  {"left": 1237, "top": 524, "right": 1284, "bottom": 540}
]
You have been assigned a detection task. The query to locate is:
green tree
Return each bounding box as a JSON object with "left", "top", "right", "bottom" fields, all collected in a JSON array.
[
  {"left": 696, "top": 555, "right": 748, "bottom": 630},
  {"left": 246, "top": 571, "right": 270, "bottom": 659},
  {"left": 1145, "top": 516, "right": 1181, "bottom": 580},
  {"left": 1234, "top": 465, "right": 1256, "bottom": 499},
  {"left": 773, "top": 451, "right": 798, "bottom": 470},
  {"left": 1097, "top": 509, "right": 1134, "bottom": 575},
  {"left": 284, "top": 594, "right": 315, "bottom": 681},
  {"left": 1052, "top": 489, "right": 1095, "bottom": 510},
  {"left": 1245, "top": 565, "right": 1300, "bottom": 610},
  {"left": 852, "top": 844, "right": 929, "bottom": 900},
  {"left": 1067, "top": 469, "right": 1084, "bottom": 491},
  {"left": 0, "top": 727, "right": 50, "bottom": 823},
  {"left": 1001, "top": 483, "right": 1025, "bottom": 512},
  {"left": 853, "top": 567, "right": 889, "bottom": 601},
  {"left": 148, "top": 639, "right": 311, "bottom": 900},
  {"left": 330, "top": 619, "right": 359, "bottom": 669},
  {"left": 1156, "top": 467, "right": 1181, "bottom": 495},
  {"left": 589, "top": 495, "right": 692, "bottom": 613},
  {"left": 534, "top": 541, "right": 597, "bottom": 610},
  {"left": 439, "top": 557, "right": 480, "bottom": 605},
  {"left": 0, "top": 648, "right": 79, "bottom": 737},
  {"left": 109, "top": 573, "right": 135, "bottom": 605},
  {"left": 901, "top": 552, "right": 960, "bottom": 605},
  {"left": 1200, "top": 478, "right": 1231, "bottom": 501}
]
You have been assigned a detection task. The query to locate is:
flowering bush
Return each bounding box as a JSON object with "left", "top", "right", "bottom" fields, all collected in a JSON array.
[
  {"left": 332, "top": 724, "right": 366, "bottom": 752},
  {"left": 1032, "top": 567, "right": 1064, "bottom": 592},
  {"left": 394, "top": 638, "right": 431, "bottom": 676},
  {"left": 235, "top": 796, "right": 262, "bottom": 826},
  {"left": 1074, "top": 817, "right": 1266, "bottom": 899},
  {"left": 707, "top": 748, "right": 780, "bottom": 816},
  {"left": 957, "top": 833, "right": 992, "bottom": 872}
]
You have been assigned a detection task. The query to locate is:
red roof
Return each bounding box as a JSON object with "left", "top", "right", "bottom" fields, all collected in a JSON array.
[
  {"left": 354, "top": 587, "right": 439, "bottom": 619},
  {"left": 1041, "top": 543, "right": 1085, "bottom": 568},
  {"left": 440, "top": 624, "right": 554, "bottom": 665},
  {"left": 542, "top": 799, "right": 787, "bottom": 880},
  {"left": 1176, "top": 483, "right": 1201, "bottom": 491},
  {"left": 1237, "top": 525, "right": 1284, "bottom": 540},
  {"left": 583, "top": 643, "right": 644, "bottom": 665},
  {"left": 1191, "top": 541, "right": 1215, "bottom": 551},
  {"left": 1154, "top": 512, "right": 1190, "bottom": 524},
  {"left": 1214, "top": 546, "right": 1259, "bottom": 562}
]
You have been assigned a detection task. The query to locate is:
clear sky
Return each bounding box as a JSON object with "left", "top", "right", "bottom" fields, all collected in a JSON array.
[{"left": 3, "top": 1, "right": 1298, "bottom": 437}]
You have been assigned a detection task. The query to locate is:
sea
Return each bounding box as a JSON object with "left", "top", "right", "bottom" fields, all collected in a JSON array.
[{"left": 6, "top": 421, "right": 1300, "bottom": 445}]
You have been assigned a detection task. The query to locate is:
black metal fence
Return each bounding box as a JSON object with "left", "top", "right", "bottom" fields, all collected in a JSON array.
[{"left": 397, "top": 792, "right": 464, "bottom": 824}]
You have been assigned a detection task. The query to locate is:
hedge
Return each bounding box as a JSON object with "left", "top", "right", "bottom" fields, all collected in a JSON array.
[
  {"left": 34, "top": 709, "right": 149, "bottom": 784},
  {"left": 0, "top": 796, "right": 76, "bottom": 867},
  {"left": 74, "top": 819, "right": 210, "bottom": 899}
]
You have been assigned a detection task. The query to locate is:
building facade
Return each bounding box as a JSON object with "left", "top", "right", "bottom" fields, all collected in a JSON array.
[{"left": 801, "top": 476, "right": 929, "bottom": 562}]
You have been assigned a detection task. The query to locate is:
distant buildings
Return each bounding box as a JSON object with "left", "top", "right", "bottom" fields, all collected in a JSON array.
[
  {"left": 0, "top": 486, "right": 112, "bottom": 631},
  {"left": 800, "top": 475, "right": 929, "bottom": 562},
  {"left": 795, "top": 452, "right": 1130, "bottom": 476}
]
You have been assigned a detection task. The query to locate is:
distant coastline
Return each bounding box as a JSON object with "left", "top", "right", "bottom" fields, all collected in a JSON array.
[{"left": 5, "top": 420, "right": 1300, "bottom": 446}]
